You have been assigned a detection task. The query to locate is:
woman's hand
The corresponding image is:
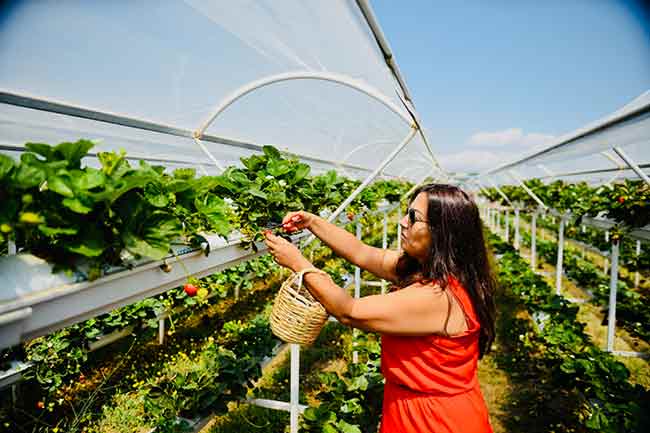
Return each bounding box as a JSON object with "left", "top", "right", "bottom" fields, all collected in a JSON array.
[
  {"left": 264, "top": 231, "right": 312, "bottom": 272},
  {"left": 281, "top": 211, "right": 316, "bottom": 233}
]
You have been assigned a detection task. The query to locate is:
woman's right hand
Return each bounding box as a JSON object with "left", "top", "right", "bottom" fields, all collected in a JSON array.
[{"left": 282, "top": 210, "right": 315, "bottom": 233}]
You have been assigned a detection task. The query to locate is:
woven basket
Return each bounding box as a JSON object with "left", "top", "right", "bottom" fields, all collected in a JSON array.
[{"left": 270, "top": 268, "right": 328, "bottom": 345}]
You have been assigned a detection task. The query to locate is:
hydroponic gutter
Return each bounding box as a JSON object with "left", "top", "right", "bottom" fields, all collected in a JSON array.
[{"left": 0, "top": 232, "right": 308, "bottom": 351}]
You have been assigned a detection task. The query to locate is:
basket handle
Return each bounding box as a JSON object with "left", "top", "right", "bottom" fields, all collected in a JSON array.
[{"left": 295, "top": 267, "right": 327, "bottom": 289}]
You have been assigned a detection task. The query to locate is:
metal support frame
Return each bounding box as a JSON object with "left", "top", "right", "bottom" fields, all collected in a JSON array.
[
  {"left": 505, "top": 209, "right": 510, "bottom": 242},
  {"left": 290, "top": 343, "right": 300, "bottom": 433},
  {"left": 555, "top": 216, "right": 566, "bottom": 295},
  {"left": 381, "top": 210, "right": 388, "bottom": 294},
  {"left": 304, "top": 127, "right": 417, "bottom": 247},
  {"left": 353, "top": 221, "right": 362, "bottom": 364},
  {"left": 606, "top": 240, "right": 620, "bottom": 352},
  {"left": 531, "top": 212, "right": 538, "bottom": 270},
  {"left": 514, "top": 208, "right": 521, "bottom": 250},
  {"left": 635, "top": 240, "right": 641, "bottom": 288},
  {"left": 0, "top": 91, "right": 374, "bottom": 177},
  {"left": 196, "top": 71, "right": 413, "bottom": 138},
  {"left": 612, "top": 146, "right": 650, "bottom": 186},
  {"left": 508, "top": 170, "right": 548, "bottom": 210},
  {"left": 495, "top": 209, "right": 501, "bottom": 234},
  {"left": 486, "top": 178, "right": 513, "bottom": 206}
]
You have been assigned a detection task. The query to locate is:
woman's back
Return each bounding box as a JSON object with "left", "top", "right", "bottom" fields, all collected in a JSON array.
[{"left": 380, "top": 278, "right": 493, "bottom": 433}]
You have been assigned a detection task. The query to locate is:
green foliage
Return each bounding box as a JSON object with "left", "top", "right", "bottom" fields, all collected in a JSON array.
[
  {"left": 300, "top": 333, "right": 383, "bottom": 433},
  {"left": 490, "top": 233, "right": 650, "bottom": 432}
]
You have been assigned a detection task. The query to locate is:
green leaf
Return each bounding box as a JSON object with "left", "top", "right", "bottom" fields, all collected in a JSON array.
[
  {"left": 262, "top": 145, "right": 281, "bottom": 160},
  {"left": 144, "top": 183, "right": 169, "bottom": 207},
  {"left": 240, "top": 154, "right": 265, "bottom": 171},
  {"left": 336, "top": 420, "right": 362, "bottom": 433},
  {"left": 62, "top": 197, "right": 94, "bottom": 214},
  {"left": 0, "top": 154, "right": 16, "bottom": 181},
  {"left": 24, "top": 142, "right": 54, "bottom": 160},
  {"left": 293, "top": 163, "right": 310, "bottom": 183},
  {"left": 12, "top": 161, "right": 46, "bottom": 189},
  {"left": 98, "top": 151, "right": 129, "bottom": 177},
  {"left": 72, "top": 168, "right": 106, "bottom": 190},
  {"left": 173, "top": 168, "right": 196, "bottom": 180},
  {"left": 266, "top": 159, "right": 291, "bottom": 177},
  {"left": 19, "top": 212, "right": 44, "bottom": 224},
  {"left": 54, "top": 140, "right": 94, "bottom": 166},
  {"left": 48, "top": 175, "right": 74, "bottom": 197},
  {"left": 38, "top": 225, "right": 79, "bottom": 236},
  {"left": 122, "top": 212, "right": 181, "bottom": 260},
  {"left": 66, "top": 226, "right": 106, "bottom": 257},
  {"left": 248, "top": 188, "right": 268, "bottom": 200}
]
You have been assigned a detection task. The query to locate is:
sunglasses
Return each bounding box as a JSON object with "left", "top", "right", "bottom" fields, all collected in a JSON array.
[{"left": 407, "top": 207, "right": 428, "bottom": 227}]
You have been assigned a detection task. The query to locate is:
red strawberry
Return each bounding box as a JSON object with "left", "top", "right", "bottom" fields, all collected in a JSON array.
[
  {"left": 347, "top": 212, "right": 355, "bottom": 220},
  {"left": 618, "top": 196, "right": 625, "bottom": 204},
  {"left": 183, "top": 283, "right": 198, "bottom": 297},
  {"left": 36, "top": 401, "right": 45, "bottom": 409}
]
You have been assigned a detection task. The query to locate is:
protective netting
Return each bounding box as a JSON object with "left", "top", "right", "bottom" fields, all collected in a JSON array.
[{"left": 0, "top": 0, "right": 440, "bottom": 182}]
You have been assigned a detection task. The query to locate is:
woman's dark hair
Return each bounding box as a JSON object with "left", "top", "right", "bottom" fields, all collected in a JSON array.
[{"left": 395, "top": 184, "right": 496, "bottom": 358}]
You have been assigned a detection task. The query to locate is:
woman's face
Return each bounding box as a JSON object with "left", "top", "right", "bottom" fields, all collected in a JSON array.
[{"left": 399, "top": 192, "right": 431, "bottom": 262}]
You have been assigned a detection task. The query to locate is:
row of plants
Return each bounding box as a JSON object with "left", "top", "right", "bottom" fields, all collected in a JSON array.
[
  {"left": 91, "top": 309, "right": 279, "bottom": 433},
  {"left": 1, "top": 254, "right": 274, "bottom": 397},
  {"left": 513, "top": 212, "right": 649, "bottom": 293},
  {"left": 0, "top": 140, "right": 412, "bottom": 277},
  {"left": 481, "top": 179, "right": 650, "bottom": 237},
  {"left": 1, "top": 205, "right": 392, "bottom": 433},
  {"left": 520, "top": 231, "right": 650, "bottom": 343},
  {"left": 489, "top": 233, "right": 650, "bottom": 432},
  {"left": 536, "top": 213, "right": 649, "bottom": 275}
]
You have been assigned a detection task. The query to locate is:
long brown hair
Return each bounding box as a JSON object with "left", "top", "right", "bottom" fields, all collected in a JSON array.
[{"left": 396, "top": 184, "right": 496, "bottom": 358}]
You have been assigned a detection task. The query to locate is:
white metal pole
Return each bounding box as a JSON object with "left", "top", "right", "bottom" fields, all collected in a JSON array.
[
  {"left": 531, "top": 212, "right": 537, "bottom": 270},
  {"left": 612, "top": 146, "right": 650, "bottom": 186},
  {"left": 606, "top": 240, "right": 620, "bottom": 352},
  {"left": 505, "top": 210, "right": 510, "bottom": 242},
  {"left": 514, "top": 209, "right": 520, "bottom": 249},
  {"left": 8, "top": 239, "right": 16, "bottom": 255},
  {"left": 635, "top": 240, "right": 641, "bottom": 288},
  {"left": 555, "top": 217, "right": 566, "bottom": 295},
  {"left": 605, "top": 230, "right": 610, "bottom": 243},
  {"left": 496, "top": 210, "right": 501, "bottom": 235},
  {"left": 353, "top": 221, "right": 362, "bottom": 364},
  {"left": 290, "top": 344, "right": 300, "bottom": 433},
  {"left": 158, "top": 318, "right": 165, "bottom": 345},
  {"left": 381, "top": 211, "right": 388, "bottom": 294},
  {"left": 604, "top": 257, "right": 609, "bottom": 275},
  {"left": 304, "top": 128, "right": 417, "bottom": 247}
]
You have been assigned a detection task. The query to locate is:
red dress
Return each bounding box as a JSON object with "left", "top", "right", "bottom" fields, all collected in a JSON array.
[{"left": 380, "top": 277, "right": 493, "bottom": 433}]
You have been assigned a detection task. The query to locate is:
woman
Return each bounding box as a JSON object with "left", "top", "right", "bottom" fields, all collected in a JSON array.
[{"left": 264, "top": 184, "right": 495, "bottom": 433}]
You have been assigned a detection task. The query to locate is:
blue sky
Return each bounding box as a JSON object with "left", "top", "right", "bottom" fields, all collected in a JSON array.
[{"left": 371, "top": 0, "right": 650, "bottom": 173}]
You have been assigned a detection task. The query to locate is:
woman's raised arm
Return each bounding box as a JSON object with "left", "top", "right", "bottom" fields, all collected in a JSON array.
[{"left": 283, "top": 211, "right": 400, "bottom": 283}]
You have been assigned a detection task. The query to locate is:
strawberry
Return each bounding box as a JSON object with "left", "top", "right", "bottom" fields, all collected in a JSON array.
[
  {"left": 183, "top": 283, "right": 198, "bottom": 297},
  {"left": 36, "top": 401, "right": 45, "bottom": 409},
  {"left": 347, "top": 211, "right": 355, "bottom": 221},
  {"left": 618, "top": 196, "right": 626, "bottom": 204}
]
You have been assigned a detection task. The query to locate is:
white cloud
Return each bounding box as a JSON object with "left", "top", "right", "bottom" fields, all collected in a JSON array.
[
  {"left": 468, "top": 128, "right": 555, "bottom": 149},
  {"left": 438, "top": 150, "right": 506, "bottom": 173}
]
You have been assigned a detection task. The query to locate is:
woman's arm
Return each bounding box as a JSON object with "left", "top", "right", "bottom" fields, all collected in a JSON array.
[
  {"left": 301, "top": 271, "right": 460, "bottom": 336},
  {"left": 284, "top": 211, "right": 400, "bottom": 282},
  {"left": 264, "top": 231, "right": 461, "bottom": 336}
]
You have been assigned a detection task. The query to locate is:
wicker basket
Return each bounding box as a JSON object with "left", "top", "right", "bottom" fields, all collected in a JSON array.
[{"left": 270, "top": 268, "right": 328, "bottom": 345}]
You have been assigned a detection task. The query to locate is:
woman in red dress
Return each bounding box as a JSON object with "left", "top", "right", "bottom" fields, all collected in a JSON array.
[{"left": 265, "top": 184, "right": 496, "bottom": 433}]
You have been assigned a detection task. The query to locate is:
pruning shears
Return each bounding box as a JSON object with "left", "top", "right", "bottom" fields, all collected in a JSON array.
[{"left": 263, "top": 215, "right": 302, "bottom": 240}]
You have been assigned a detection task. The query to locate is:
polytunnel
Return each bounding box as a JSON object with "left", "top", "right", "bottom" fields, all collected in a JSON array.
[
  {"left": 1, "top": 1, "right": 650, "bottom": 433},
  {"left": 0, "top": 2, "right": 443, "bottom": 433}
]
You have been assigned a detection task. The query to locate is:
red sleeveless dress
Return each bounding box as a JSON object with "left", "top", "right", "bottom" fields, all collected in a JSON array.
[{"left": 380, "top": 277, "right": 493, "bottom": 433}]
